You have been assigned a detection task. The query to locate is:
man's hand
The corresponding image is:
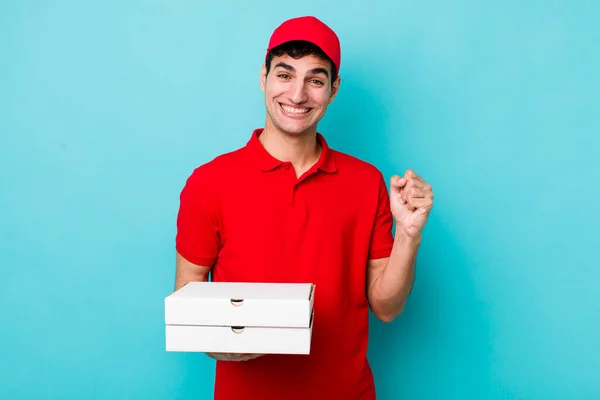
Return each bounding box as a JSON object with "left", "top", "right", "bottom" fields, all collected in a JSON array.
[
  {"left": 206, "top": 352, "right": 265, "bottom": 362},
  {"left": 390, "top": 170, "right": 434, "bottom": 238}
]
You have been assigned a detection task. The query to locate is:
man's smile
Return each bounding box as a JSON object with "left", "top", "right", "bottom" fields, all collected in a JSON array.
[{"left": 279, "top": 103, "right": 311, "bottom": 115}]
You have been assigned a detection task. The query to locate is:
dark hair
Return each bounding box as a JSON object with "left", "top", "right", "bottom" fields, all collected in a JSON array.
[{"left": 265, "top": 40, "right": 338, "bottom": 84}]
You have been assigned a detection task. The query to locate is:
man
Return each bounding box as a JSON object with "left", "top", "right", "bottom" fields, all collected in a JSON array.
[{"left": 174, "top": 16, "right": 434, "bottom": 400}]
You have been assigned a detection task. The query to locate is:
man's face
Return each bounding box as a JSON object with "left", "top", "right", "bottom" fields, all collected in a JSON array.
[{"left": 260, "top": 53, "right": 340, "bottom": 137}]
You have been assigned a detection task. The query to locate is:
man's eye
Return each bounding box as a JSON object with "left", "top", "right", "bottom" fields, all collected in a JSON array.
[
  {"left": 278, "top": 74, "right": 290, "bottom": 79},
  {"left": 311, "top": 79, "right": 324, "bottom": 86}
]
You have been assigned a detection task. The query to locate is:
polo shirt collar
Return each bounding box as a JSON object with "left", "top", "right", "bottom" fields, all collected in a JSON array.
[{"left": 247, "top": 128, "right": 337, "bottom": 173}]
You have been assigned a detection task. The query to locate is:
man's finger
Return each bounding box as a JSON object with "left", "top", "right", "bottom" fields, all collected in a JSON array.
[
  {"left": 206, "top": 352, "right": 265, "bottom": 362},
  {"left": 404, "top": 169, "right": 425, "bottom": 183},
  {"left": 403, "top": 179, "right": 431, "bottom": 191},
  {"left": 390, "top": 175, "right": 407, "bottom": 189},
  {"left": 237, "top": 353, "right": 265, "bottom": 362},
  {"left": 206, "top": 352, "right": 228, "bottom": 361},
  {"left": 230, "top": 353, "right": 264, "bottom": 362},
  {"left": 403, "top": 188, "right": 434, "bottom": 200},
  {"left": 407, "top": 197, "right": 433, "bottom": 212},
  {"left": 206, "top": 352, "right": 244, "bottom": 361}
]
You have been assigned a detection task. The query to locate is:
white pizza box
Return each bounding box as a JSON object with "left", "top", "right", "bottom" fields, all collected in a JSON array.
[
  {"left": 165, "top": 311, "right": 313, "bottom": 354},
  {"left": 164, "top": 282, "right": 315, "bottom": 328}
]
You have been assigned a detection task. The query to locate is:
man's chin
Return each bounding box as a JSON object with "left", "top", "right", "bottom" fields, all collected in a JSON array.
[
  {"left": 266, "top": 113, "right": 317, "bottom": 136},
  {"left": 274, "top": 122, "right": 315, "bottom": 137},
  {"left": 283, "top": 128, "right": 314, "bottom": 137}
]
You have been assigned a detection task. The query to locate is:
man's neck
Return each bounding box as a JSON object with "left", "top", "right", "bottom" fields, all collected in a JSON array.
[{"left": 259, "top": 125, "right": 322, "bottom": 176}]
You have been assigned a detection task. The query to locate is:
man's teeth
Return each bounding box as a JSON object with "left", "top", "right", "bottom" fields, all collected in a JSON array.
[{"left": 281, "top": 104, "right": 310, "bottom": 114}]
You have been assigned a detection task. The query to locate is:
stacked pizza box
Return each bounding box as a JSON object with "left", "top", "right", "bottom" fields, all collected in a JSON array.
[{"left": 165, "top": 282, "right": 315, "bottom": 354}]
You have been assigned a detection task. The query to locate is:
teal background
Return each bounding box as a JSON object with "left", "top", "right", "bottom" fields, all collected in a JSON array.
[{"left": 1, "top": 1, "right": 598, "bottom": 399}]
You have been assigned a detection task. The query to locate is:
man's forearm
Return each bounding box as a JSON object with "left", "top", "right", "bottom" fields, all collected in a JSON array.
[{"left": 369, "top": 227, "right": 421, "bottom": 322}]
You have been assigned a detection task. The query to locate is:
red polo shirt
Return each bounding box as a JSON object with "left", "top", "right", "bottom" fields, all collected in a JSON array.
[{"left": 176, "top": 129, "right": 394, "bottom": 400}]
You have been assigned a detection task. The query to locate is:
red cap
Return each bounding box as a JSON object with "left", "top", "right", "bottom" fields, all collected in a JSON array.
[{"left": 266, "top": 16, "right": 341, "bottom": 73}]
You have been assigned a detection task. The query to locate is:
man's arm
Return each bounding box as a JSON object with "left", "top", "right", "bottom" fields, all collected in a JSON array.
[
  {"left": 367, "top": 169, "right": 433, "bottom": 323},
  {"left": 367, "top": 230, "right": 420, "bottom": 323},
  {"left": 175, "top": 251, "right": 211, "bottom": 290}
]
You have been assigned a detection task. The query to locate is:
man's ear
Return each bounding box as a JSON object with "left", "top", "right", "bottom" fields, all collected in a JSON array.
[
  {"left": 260, "top": 63, "right": 267, "bottom": 92},
  {"left": 328, "top": 75, "right": 342, "bottom": 104}
]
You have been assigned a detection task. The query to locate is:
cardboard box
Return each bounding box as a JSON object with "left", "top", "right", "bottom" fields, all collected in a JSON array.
[{"left": 165, "top": 282, "right": 315, "bottom": 354}]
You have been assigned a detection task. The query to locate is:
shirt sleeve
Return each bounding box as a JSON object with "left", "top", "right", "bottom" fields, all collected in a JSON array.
[
  {"left": 368, "top": 172, "right": 395, "bottom": 260},
  {"left": 175, "top": 167, "right": 221, "bottom": 266}
]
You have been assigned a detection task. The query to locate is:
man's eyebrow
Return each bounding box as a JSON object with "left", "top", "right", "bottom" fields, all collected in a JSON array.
[
  {"left": 308, "top": 67, "right": 330, "bottom": 78},
  {"left": 273, "top": 62, "right": 295, "bottom": 72},
  {"left": 273, "top": 63, "right": 330, "bottom": 79}
]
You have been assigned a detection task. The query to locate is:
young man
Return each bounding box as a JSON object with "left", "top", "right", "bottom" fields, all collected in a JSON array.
[{"left": 175, "top": 16, "right": 434, "bottom": 400}]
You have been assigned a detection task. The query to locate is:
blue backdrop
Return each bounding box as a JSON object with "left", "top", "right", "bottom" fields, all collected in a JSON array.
[{"left": 1, "top": 1, "right": 598, "bottom": 399}]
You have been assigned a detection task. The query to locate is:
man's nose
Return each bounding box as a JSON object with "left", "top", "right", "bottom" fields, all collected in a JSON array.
[{"left": 290, "top": 79, "right": 308, "bottom": 104}]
